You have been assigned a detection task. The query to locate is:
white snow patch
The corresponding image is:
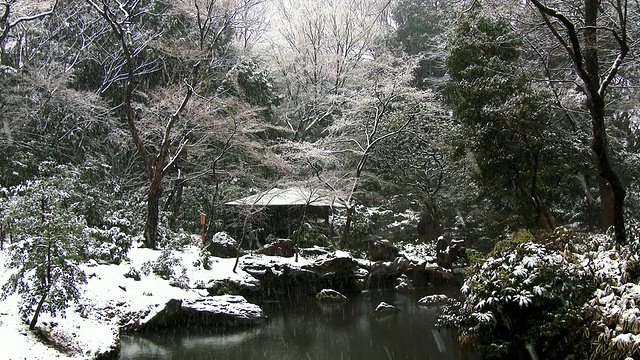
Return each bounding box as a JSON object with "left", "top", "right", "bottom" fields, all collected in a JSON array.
[{"left": 0, "top": 243, "right": 319, "bottom": 359}]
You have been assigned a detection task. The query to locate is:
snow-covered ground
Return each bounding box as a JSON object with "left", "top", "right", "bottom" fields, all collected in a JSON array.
[{"left": 0, "top": 241, "right": 315, "bottom": 359}]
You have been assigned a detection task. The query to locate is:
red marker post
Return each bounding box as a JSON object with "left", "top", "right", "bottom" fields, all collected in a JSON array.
[{"left": 200, "top": 213, "right": 206, "bottom": 246}]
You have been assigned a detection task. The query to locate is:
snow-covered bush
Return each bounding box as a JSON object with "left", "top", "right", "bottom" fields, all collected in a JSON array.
[
  {"left": 83, "top": 226, "right": 133, "bottom": 264},
  {"left": 0, "top": 174, "right": 87, "bottom": 329},
  {"left": 438, "top": 228, "right": 640, "bottom": 359},
  {"left": 141, "top": 250, "right": 181, "bottom": 280}
]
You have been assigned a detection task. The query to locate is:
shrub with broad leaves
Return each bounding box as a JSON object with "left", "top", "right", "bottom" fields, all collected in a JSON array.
[{"left": 439, "top": 228, "right": 640, "bottom": 359}]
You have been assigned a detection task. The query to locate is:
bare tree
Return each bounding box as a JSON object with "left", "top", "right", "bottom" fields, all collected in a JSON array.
[
  {"left": 528, "top": 0, "right": 630, "bottom": 243},
  {"left": 266, "top": 0, "right": 393, "bottom": 140},
  {"left": 283, "top": 53, "right": 441, "bottom": 247},
  {"left": 0, "top": 0, "right": 58, "bottom": 67},
  {"left": 86, "top": 0, "right": 240, "bottom": 248}
]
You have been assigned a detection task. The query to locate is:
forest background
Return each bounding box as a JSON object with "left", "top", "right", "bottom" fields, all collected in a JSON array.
[{"left": 2, "top": 0, "right": 640, "bottom": 358}]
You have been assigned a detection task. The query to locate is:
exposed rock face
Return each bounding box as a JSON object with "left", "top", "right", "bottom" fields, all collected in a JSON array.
[
  {"left": 241, "top": 252, "right": 360, "bottom": 299},
  {"left": 127, "top": 295, "right": 265, "bottom": 332},
  {"left": 316, "top": 289, "right": 347, "bottom": 303},
  {"left": 374, "top": 301, "right": 400, "bottom": 316},
  {"left": 207, "top": 232, "right": 244, "bottom": 258},
  {"left": 299, "top": 246, "right": 332, "bottom": 258},
  {"left": 369, "top": 239, "right": 399, "bottom": 261},
  {"left": 418, "top": 294, "right": 449, "bottom": 306},
  {"left": 365, "top": 256, "right": 459, "bottom": 290},
  {"left": 307, "top": 252, "right": 360, "bottom": 293},
  {"left": 206, "top": 278, "right": 260, "bottom": 298},
  {"left": 365, "top": 262, "right": 396, "bottom": 290},
  {"left": 258, "top": 239, "right": 295, "bottom": 257}
]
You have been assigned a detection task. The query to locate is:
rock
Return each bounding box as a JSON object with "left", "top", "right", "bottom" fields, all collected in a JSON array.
[
  {"left": 374, "top": 302, "right": 400, "bottom": 316},
  {"left": 240, "top": 251, "right": 360, "bottom": 298},
  {"left": 423, "top": 263, "right": 458, "bottom": 285},
  {"left": 129, "top": 295, "right": 265, "bottom": 332},
  {"left": 306, "top": 252, "right": 360, "bottom": 294},
  {"left": 435, "top": 236, "right": 448, "bottom": 252},
  {"left": 449, "top": 239, "right": 466, "bottom": 262},
  {"left": 206, "top": 278, "right": 260, "bottom": 297},
  {"left": 394, "top": 274, "right": 414, "bottom": 292},
  {"left": 207, "top": 232, "right": 244, "bottom": 258},
  {"left": 369, "top": 239, "right": 399, "bottom": 261},
  {"left": 435, "top": 238, "right": 466, "bottom": 269},
  {"left": 243, "top": 262, "right": 320, "bottom": 298},
  {"left": 299, "top": 246, "right": 332, "bottom": 258},
  {"left": 436, "top": 251, "right": 452, "bottom": 268},
  {"left": 418, "top": 294, "right": 449, "bottom": 306},
  {"left": 258, "top": 239, "right": 295, "bottom": 257},
  {"left": 316, "top": 289, "right": 347, "bottom": 303},
  {"left": 389, "top": 256, "right": 410, "bottom": 276},
  {"left": 365, "top": 262, "right": 395, "bottom": 290}
]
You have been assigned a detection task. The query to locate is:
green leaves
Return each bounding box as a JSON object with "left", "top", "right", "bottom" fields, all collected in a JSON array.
[{"left": 1, "top": 167, "right": 88, "bottom": 326}]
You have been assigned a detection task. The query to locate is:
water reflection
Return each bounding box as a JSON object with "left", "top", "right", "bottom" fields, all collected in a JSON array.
[{"left": 120, "top": 288, "right": 479, "bottom": 360}]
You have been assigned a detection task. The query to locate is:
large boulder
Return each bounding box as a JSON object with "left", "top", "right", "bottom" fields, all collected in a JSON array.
[
  {"left": 402, "top": 261, "right": 459, "bottom": 287},
  {"left": 306, "top": 252, "right": 360, "bottom": 294},
  {"left": 126, "top": 295, "right": 266, "bottom": 332},
  {"left": 365, "top": 262, "right": 395, "bottom": 290},
  {"left": 394, "top": 274, "right": 414, "bottom": 292},
  {"left": 369, "top": 239, "right": 399, "bottom": 261},
  {"left": 207, "top": 232, "right": 243, "bottom": 258},
  {"left": 258, "top": 239, "right": 295, "bottom": 257},
  {"left": 240, "top": 251, "right": 360, "bottom": 299},
  {"left": 435, "top": 237, "right": 466, "bottom": 269}
]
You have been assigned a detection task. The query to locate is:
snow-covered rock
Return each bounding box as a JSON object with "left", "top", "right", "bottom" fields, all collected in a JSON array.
[
  {"left": 374, "top": 301, "right": 400, "bottom": 316},
  {"left": 369, "top": 239, "right": 399, "bottom": 261},
  {"left": 130, "top": 295, "right": 266, "bottom": 332},
  {"left": 316, "top": 289, "right": 348, "bottom": 303},
  {"left": 418, "top": 294, "right": 449, "bottom": 306},
  {"left": 207, "top": 232, "right": 244, "bottom": 258}
]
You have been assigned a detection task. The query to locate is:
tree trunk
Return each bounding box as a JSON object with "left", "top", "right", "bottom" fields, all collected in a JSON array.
[
  {"left": 583, "top": 0, "right": 626, "bottom": 243},
  {"left": 166, "top": 176, "right": 184, "bottom": 230},
  {"left": 340, "top": 206, "right": 354, "bottom": 249},
  {"left": 144, "top": 174, "right": 163, "bottom": 249},
  {"left": 591, "top": 103, "right": 626, "bottom": 242},
  {"left": 29, "top": 290, "right": 49, "bottom": 330},
  {"left": 530, "top": 0, "right": 628, "bottom": 244}
]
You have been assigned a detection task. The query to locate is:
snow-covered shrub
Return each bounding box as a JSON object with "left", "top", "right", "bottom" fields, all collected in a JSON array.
[
  {"left": 141, "top": 250, "right": 181, "bottom": 280},
  {"left": 439, "top": 228, "right": 640, "bottom": 359},
  {"left": 156, "top": 221, "right": 197, "bottom": 250},
  {"left": 169, "top": 268, "right": 190, "bottom": 290},
  {"left": 123, "top": 267, "right": 141, "bottom": 281},
  {"left": 83, "top": 226, "right": 133, "bottom": 264}
]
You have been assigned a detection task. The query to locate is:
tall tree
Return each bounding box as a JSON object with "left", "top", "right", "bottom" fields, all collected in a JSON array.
[
  {"left": 528, "top": 0, "right": 630, "bottom": 243},
  {"left": 86, "top": 0, "right": 241, "bottom": 248},
  {"left": 282, "top": 52, "right": 440, "bottom": 247},
  {"left": 446, "top": 5, "right": 586, "bottom": 233}
]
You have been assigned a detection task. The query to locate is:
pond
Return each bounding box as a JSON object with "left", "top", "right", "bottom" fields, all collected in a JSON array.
[{"left": 120, "top": 288, "right": 479, "bottom": 360}]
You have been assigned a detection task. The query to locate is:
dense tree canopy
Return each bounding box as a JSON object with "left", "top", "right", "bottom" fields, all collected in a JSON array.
[{"left": 0, "top": 0, "right": 638, "bottom": 248}]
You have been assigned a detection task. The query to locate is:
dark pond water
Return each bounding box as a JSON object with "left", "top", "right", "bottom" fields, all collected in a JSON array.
[{"left": 120, "top": 288, "right": 479, "bottom": 360}]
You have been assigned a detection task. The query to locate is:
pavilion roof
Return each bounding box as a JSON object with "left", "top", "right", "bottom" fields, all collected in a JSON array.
[{"left": 225, "top": 187, "right": 345, "bottom": 208}]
